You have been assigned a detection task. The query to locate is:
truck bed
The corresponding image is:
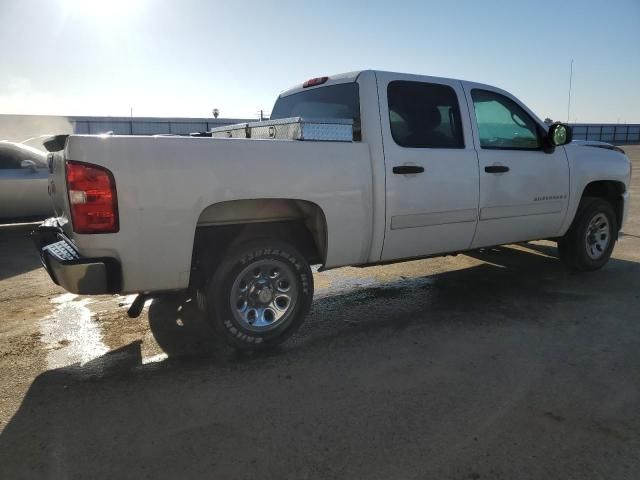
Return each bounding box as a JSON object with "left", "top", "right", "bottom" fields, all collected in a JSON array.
[{"left": 53, "top": 134, "right": 374, "bottom": 292}]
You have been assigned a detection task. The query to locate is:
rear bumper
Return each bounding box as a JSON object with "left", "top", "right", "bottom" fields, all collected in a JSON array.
[{"left": 32, "top": 219, "right": 121, "bottom": 295}]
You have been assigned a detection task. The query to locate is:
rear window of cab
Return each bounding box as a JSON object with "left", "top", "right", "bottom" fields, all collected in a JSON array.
[{"left": 270, "top": 83, "right": 361, "bottom": 123}]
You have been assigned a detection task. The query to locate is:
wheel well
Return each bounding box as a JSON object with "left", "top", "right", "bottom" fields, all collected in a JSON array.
[
  {"left": 582, "top": 181, "right": 625, "bottom": 229},
  {"left": 189, "top": 199, "right": 327, "bottom": 288}
]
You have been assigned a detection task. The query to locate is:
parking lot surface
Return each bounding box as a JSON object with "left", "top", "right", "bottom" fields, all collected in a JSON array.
[{"left": 1, "top": 146, "right": 639, "bottom": 479}]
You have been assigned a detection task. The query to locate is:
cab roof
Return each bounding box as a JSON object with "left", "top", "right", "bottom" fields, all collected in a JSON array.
[
  {"left": 277, "top": 70, "right": 475, "bottom": 98},
  {"left": 276, "top": 70, "right": 544, "bottom": 127},
  {"left": 278, "top": 71, "right": 366, "bottom": 98}
]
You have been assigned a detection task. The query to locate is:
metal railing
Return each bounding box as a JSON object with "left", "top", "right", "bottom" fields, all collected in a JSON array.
[{"left": 570, "top": 124, "right": 640, "bottom": 144}]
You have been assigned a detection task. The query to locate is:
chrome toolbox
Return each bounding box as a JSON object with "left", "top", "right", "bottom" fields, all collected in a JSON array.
[
  {"left": 210, "top": 117, "right": 354, "bottom": 142},
  {"left": 210, "top": 123, "right": 250, "bottom": 139}
]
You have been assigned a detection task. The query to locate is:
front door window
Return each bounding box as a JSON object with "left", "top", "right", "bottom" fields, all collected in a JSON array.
[{"left": 471, "top": 89, "right": 541, "bottom": 150}]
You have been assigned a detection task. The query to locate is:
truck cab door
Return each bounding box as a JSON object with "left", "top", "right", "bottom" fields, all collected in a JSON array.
[
  {"left": 461, "top": 83, "right": 570, "bottom": 248},
  {"left": 376, "top": 72, "right": 480, "bottom": 261}
]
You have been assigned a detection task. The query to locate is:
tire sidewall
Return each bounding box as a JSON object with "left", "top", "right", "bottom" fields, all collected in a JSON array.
[
  {"left": 571, "top": 198, "right": 617, "bottom": 270},
  {"left": 206, "top": 240, "right": 313, "bottom": 349}
]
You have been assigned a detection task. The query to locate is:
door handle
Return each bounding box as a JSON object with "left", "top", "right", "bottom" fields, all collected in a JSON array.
[
  {"left": 393, "top": 165, "right": 424, "bottom": 174},
  {"left": 484, "top": 165, "right": 510, "bottom": 173}
]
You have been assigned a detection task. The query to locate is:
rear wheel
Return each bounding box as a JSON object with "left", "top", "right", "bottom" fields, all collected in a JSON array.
[
  {"left": 202, "top": 239, "right": 313, "bottom": 351},
  {"left": 558, "top": 197, "right": 617, "bottom": 271}
]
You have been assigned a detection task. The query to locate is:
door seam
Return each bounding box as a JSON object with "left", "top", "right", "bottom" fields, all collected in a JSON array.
[{"left": 460, "top": 80, "right": 482, "bottom": 249}]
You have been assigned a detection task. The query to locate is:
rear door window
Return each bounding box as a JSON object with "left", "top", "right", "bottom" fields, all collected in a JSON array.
[{"left": 387, "top": 81, "right": 464, "bottom": 148}]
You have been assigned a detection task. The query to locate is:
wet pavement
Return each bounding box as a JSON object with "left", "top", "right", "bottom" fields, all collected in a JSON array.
[{"left": 0, "top": 146, "right": 639, "bottom": 479}]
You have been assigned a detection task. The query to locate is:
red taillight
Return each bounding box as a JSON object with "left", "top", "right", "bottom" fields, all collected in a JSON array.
[
  {"left": 66, "top": 161, "right": 119, "bottom": 234},
  {"left": 302, "top": 76, "right": 328, "bottom": 88}
]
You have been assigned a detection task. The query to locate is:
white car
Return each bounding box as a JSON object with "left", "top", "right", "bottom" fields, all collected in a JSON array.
[
  {"left": 35, "top": 70, "right": 632, "bottom": 350},
  {"left": 0, "top": 141, "right": 51, "bottom": 220}
]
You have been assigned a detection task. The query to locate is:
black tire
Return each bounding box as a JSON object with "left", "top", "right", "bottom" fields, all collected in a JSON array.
[
  {"left": 202, "top": 239, "right": 313, "bottom": 351},
  {"left": 558, "top": 197, "right": 618, "bottom": 272}
]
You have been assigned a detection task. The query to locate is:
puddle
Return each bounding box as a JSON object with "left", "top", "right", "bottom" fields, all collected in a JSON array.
[
  {"left": 315, "top": 272, "right": 379, "bottom": 298},
  {"left": 39, "top": 293, "right": 109, "bottom": 369},
  {"left": 114, "top": 294, "right": 153, "bottom": 309},
  {"left": 314, "top": 268, "right": 434, "bottom": 299},
  {"left": 142, "top": 353, "right": 169, "bottom": 365},
  {"left": 35, "top": 270, "right": 434, "bottom": 370},
  {"left": 39, "top": 293, "right": 161, "bottom": 370}
]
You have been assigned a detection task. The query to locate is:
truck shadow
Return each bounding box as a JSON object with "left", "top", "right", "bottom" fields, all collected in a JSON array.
[
  {"left": 1, "top": 242, "right": 639, "bottom": 478},
  {"left": 137, "top": 242, "right": 587, "bottom": 361}
]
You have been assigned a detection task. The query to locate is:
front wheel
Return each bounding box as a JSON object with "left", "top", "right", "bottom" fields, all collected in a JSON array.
[
  {"left": 203, "top": 239, "right": 314, "bottom": 351},
  {"left": 558, "top": 197, "right": 618, "bottom": 271}
]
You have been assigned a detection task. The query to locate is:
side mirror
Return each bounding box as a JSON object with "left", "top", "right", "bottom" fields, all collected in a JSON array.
[
  {"left": 548, "top": 123, "right": 572, "bottom": 146},
  {"left": 21, "top": 159, "right": 38, "bottom": 172}
]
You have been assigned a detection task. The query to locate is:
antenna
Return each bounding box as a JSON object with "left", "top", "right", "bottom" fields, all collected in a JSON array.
[{"left": 567, "top": 59, "right": 573, "bottom": 123}]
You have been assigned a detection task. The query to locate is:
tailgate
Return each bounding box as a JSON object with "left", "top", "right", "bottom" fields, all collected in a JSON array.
[{"left": 43, "top": 135, "right": 73, "bottom": 236}]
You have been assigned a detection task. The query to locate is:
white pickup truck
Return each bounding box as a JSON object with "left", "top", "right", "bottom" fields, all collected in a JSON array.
[{"left": 35, "top": 70, "right": 632, "bottom": 350}]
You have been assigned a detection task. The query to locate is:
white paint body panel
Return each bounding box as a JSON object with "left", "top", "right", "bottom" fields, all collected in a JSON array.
[
  {"left": 560, "top": 143, "right": 632, "bottom": 234},
  {"left": 459, "top": 81, "right": 571, "bottom": 248},
  {"left": 64, "top": 136, "right": 373, "bottom": 292},
  {"left": 375, "top": 72, "right": 480, "bottom": 260},
  {"left": 52, "top": 70, "right": 631, "bottom": 294}
]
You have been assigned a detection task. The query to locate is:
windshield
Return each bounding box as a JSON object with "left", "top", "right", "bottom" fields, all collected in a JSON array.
[{"left": 270, "top": 83, "right": 360, "bottom": 121}]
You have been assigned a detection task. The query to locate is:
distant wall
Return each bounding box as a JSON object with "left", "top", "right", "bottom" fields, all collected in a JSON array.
[
  {"left": 70, "top": 116, "right": 255, "bottom": 136},
  {"left": 0, "top": 114, "right": 255, "bottom": 142},
  {"left": 570, "top": 124, "right": 640, "bottom": 144}
]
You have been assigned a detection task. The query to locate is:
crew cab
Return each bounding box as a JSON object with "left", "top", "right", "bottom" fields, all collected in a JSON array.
[{"left": 35, "top": 70, "right": 632, "bottom": 350}]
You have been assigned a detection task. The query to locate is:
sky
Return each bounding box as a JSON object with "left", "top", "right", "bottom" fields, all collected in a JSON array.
[{"left": 1, "top": 0, "right": 639, "bottom": 122}]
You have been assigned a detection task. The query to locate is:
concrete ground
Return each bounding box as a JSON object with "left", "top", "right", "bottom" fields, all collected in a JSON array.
[{"left": 1, "top": 146, "right": 639, "bottom": 480}]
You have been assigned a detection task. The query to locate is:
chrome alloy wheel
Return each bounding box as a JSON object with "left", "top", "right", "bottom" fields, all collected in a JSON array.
[
  {"left": 230, "top": 259, "right": 298, "bottom": 331},
  {"left": 585, "top": 213, "right": 610, "bottom": 260}
]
